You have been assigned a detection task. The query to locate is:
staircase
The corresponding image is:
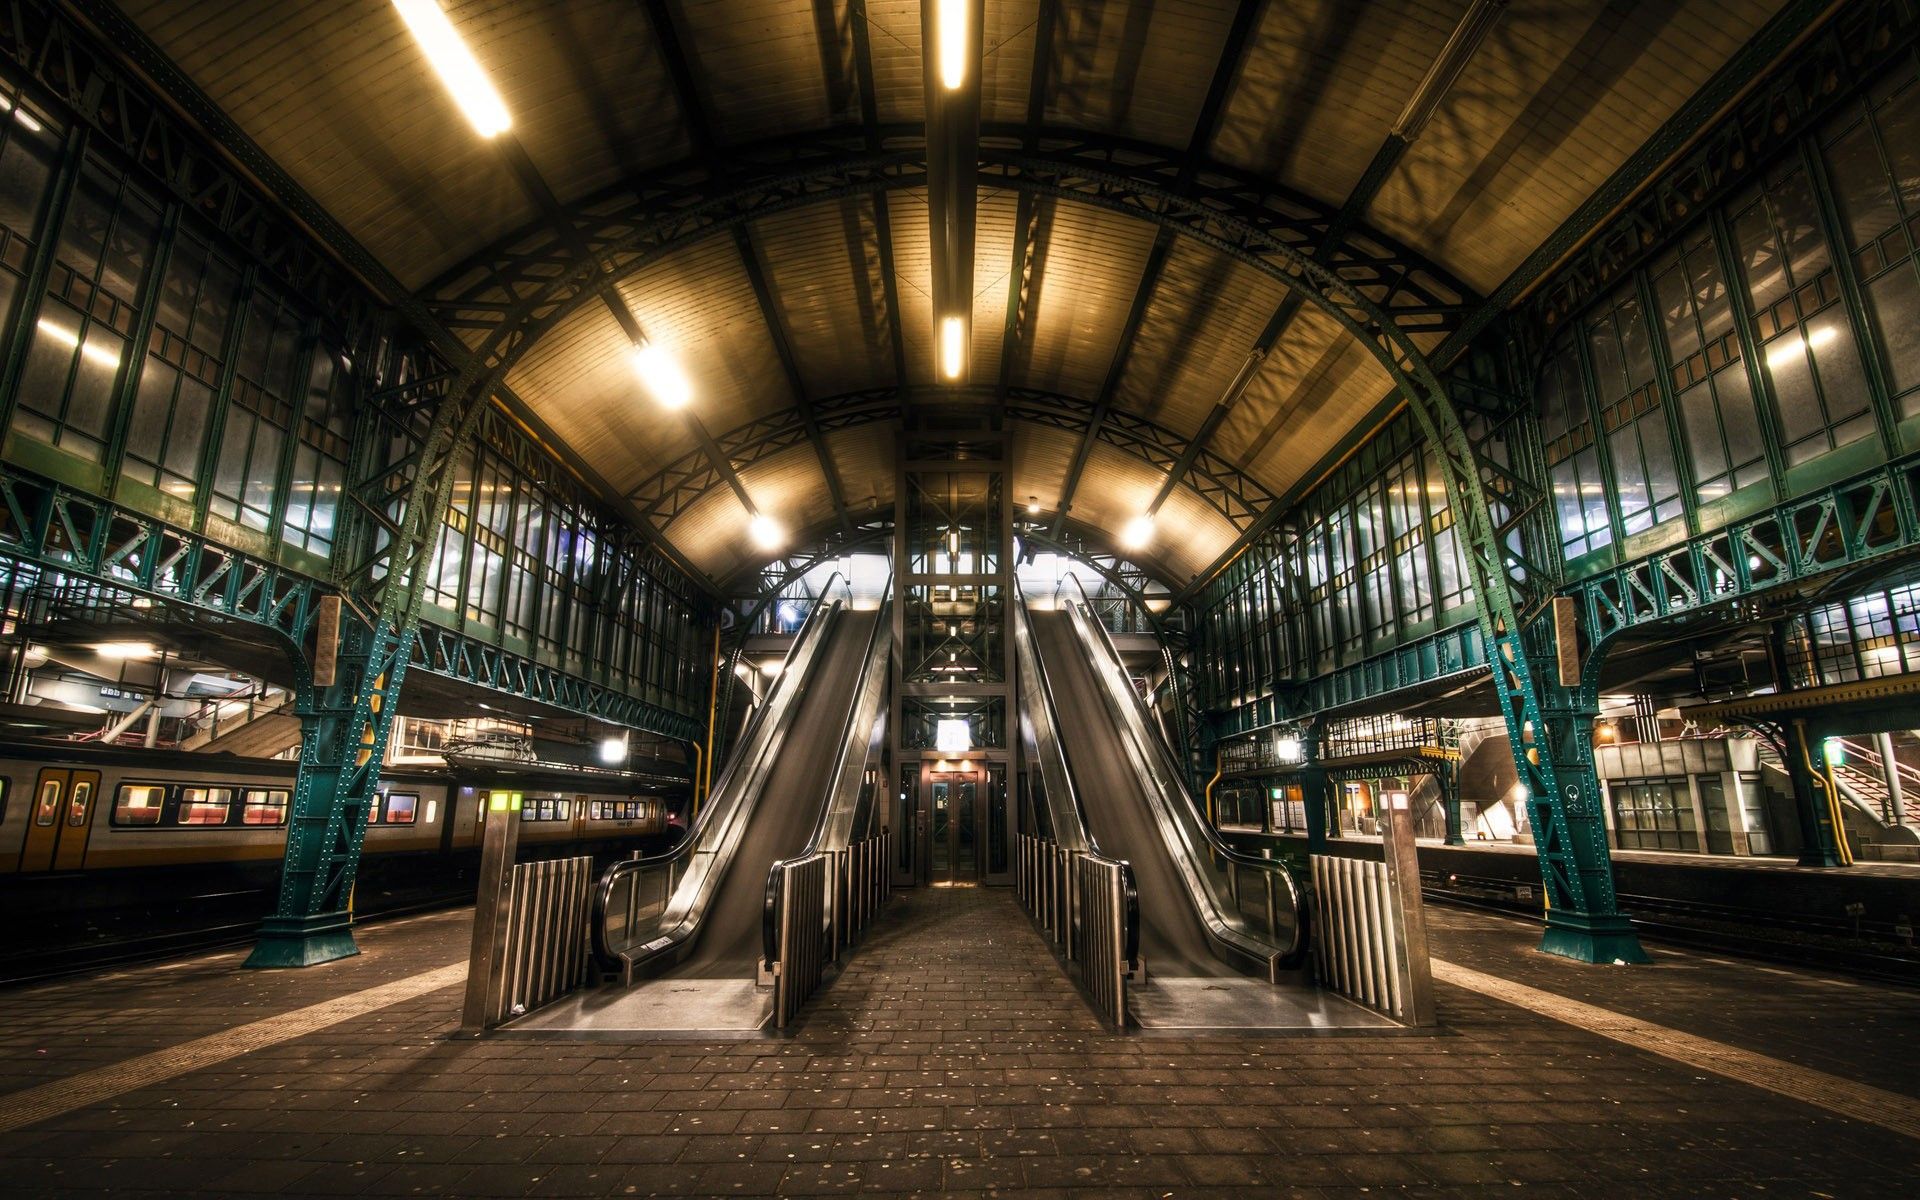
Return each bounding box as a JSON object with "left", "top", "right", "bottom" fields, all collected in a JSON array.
[
  {"left": 178, "top": 695, "right": 301, "bottom": 758},
  {"left": 1753, "top": 737, "right": 1920, "bottom": 829}
]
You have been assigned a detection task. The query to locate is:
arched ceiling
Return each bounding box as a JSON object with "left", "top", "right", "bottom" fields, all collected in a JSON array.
[{"left": 116, "top": 0, "right": 1788, "bottom": 587}]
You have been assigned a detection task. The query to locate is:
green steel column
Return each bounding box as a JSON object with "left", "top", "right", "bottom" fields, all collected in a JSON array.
[
  {"left": 1529, "top": 681, "right": 1646, "bottom": 963},
  {"left": 1787, "top": 720, "right": 1848, "bottom": 869},
  {"left": 1438, "top": 759, "right": 1465, "bottom": 846},
  {"left": 247, "top": 615, "right": 415, "bottom": 966},
  {"left": 1299, "top": 731, "right": 1330, "bottom": 854}
]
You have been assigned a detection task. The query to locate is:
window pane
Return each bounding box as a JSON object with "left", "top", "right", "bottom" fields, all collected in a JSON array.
[
  {"left": 177, "top": 787, "right": 232, "bottom": 825},
  {"left": 242, "top": 788, "right": 289, "bottom": 825},
  {"left": 114, "top": 784, "right": 165, "bottom": 826}
]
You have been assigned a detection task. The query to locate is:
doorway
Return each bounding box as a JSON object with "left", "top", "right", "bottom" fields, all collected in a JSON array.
[{"left": 926, "top": 766, "right": 978, "bottom": 885}]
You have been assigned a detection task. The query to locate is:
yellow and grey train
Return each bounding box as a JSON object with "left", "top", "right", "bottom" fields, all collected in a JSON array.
[{"left": 0, "top": 741, "right": 689, "bottom": 979}]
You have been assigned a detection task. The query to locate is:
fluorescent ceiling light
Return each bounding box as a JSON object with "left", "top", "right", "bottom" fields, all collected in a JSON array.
[
  {"left": 597, "top": 737, "right": 627, "bottom": 765},
  {"left": 936, "top": 0, "right": 969, "bottom": 90},
  {"left": 393, "top": 0, "right": 513, "bottom": 138},
  {"left": 95, "top": 642, "right": 155, "bottom": 659},
  {"left": 0, "top": 96, "right": 42, "bottom": 132},
  {"left": 939, "top": 314, "right": 966, "bottom": 380},
  {"left": 748, "top": 512, "right": 785, "bottom": 551},
  {"left": 1119, "top": 514, "right": 1154, "bottom": 551},
  {"left": 631, "top": 342, "right": 694, "bottom": 409}
]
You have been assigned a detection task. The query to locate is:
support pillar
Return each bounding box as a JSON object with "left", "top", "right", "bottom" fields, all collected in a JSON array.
[
  {"left": 1876, "top": 731, "right": 1907, "bottom": 829},
  {"left": 247, "top": 618, "right": 414, "bottom": 967},
  {"left": 1524, "top": 684, "right": 1648, "bottom": 964},
  {"left": 1787, "top": 720, "right": 1848, "bottom": 868},
  {"left": 1299, "top": 765, "right": 1330, "bottom": 854},
  {"left": 1437, "top": 760, "right": 1465, "bottom": 846}
]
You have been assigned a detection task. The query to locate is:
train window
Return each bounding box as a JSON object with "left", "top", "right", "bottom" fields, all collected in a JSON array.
[
  {"left": 242, "top": 789, "right": 289, "bottom": 825},
  {"left": 384, "top": 792, "right": 418, "bottom": 824},
  {"left": 113, "top": 784, "right": 166, "bottom": 826},
  {"left": 66, "top": 780, "right": 92, "bottom": 827},
  {"left": 177, "top": 787, "right": 234, "bottom": 825},
  {"left": 35, "top": 779, "right": 61, "bottom": 826},
  {"left": 588, "top": 800, "right": 602, "bottom": 820}
]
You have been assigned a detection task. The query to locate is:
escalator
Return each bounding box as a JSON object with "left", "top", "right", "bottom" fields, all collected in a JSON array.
[
  {"left": 1020, "top": 585, "right": 1346, "bottom": 1028},
  {"left": 510, "top": 580, "right": 890, "bottom": 1033}
]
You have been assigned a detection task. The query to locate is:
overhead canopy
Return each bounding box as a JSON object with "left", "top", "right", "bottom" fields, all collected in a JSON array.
[{"left": 116, "top": 0, "right": 1787, "bottom": 586}]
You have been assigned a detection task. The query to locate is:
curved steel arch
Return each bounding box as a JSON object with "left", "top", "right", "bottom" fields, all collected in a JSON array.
[
  {"left": 627, "top": 385, "right": 1275, "bottom": 535},
  {"left": 407, "top": 116, "right": 1614, "bottom": 942},
  {"left": 723, "top": 505, "right": 1177, "bottom": 637}
]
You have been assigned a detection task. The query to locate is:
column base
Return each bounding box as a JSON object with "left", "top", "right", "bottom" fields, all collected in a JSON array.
[
  {"left": 1537, "top": 909, "right": 1649, "bottom": 965},
  {"left": 1796, "top": 848, "right": 1847, "bottom": 868},
  {"left": 244, "top": 912, "right": 360, "bottom": 968}
]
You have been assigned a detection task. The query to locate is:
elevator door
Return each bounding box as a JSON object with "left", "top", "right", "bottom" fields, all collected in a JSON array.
[{"left": 926, "top": 769, "right": 978, "bottom": 885}]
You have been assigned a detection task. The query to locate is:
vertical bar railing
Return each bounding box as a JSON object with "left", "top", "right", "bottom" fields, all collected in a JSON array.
[{"left": 1308, "top": 794, "right": 1436, "bottom": 1026}]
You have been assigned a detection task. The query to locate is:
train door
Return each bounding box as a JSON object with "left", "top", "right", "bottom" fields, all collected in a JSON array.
[{"left": 18, "top": 768, "right": 103, "bottom": 873}]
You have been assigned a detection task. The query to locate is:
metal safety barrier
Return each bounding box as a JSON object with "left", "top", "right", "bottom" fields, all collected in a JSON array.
[
  {"left": 1017, "top": 832, "right": 1134, "bottom": 1025},
  {"left": 1309, "top": 813, "right": 1435, "bottom": 1025},
  {"left": 766, "top": 828, "right": 894, "bottom": 1029},
  {"left": 768, "top": 853, "right": 829, "bottom": 1029},
  {"left": 462, "top": 836, "right": 593, "bottom": 1032},
  {"left": 499, "top": 857, "right": 593, "bottom": 1021},
  {"left": 1072, "top": 853, "right": 1131, "bottom": 1027}
]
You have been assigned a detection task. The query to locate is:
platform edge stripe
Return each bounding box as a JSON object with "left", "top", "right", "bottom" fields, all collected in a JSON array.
[
  {"left": 1432, "top": 959, "right": 1920, "bottom": 1143},
  {"left": 0, "top": 962, "right": 466, "bottom": 1134}
]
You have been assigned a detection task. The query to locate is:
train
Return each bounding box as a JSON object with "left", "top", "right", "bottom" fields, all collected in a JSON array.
[{"left": 0, "top": 740, "right": 691, "bottom": 980}]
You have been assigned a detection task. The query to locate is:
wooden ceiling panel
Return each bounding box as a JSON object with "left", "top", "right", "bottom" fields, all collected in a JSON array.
[
  {"left": 1020, "top": 207, "right": 1159, "bottom": 404},
  {"left": 751, "top": 199, "right": 898, "bottom": 398},
  {"left": 1209, "top": 304, "right": 1346, "bottom": 475},
  {"left": 674, "top": 0, "right": 837, "bottom": 141},
  {"left": 1368, "top": 1, "right": 1786, "bottom": 293},
  {"left": 1111, "top": 238, "right": 1290, "bottom": 442},
  {"left": 1064, "top": 442, "right": 1234, "bottom": 583},
  {"left": 119, "top": 0, "right": 689, "bottom": 289},
  {"left": 1009, "top": 420, "right": 1078, "bottom": 517},
  {"left": 1210, "top": 0, "right": 1463, "bottom": 206},
  {"left": 1242, "top": 338, "right": 1395, "bottom": 500},
  {"left": 888, "top": 186, "right": 937, "bottom": 387},
  {"left": 826, "top": 423, "right": 898, "bottom": 518},
  {"left": 968, "top": 187, "right": 1019, "bottom": 386},
  {"left": 866, "top": 0, "right": 927, "bottom": 125},
  {"left": 504, "top": 303, "right": 699, "bottom": 495},
  {"left": 1044, "top": 0, "right": 1238, "bottom": 149}
]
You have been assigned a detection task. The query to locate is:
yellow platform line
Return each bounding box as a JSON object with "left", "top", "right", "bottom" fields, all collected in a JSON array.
[
  {"left": 1433, "top": 958, "right": 1920, "bottom": 1143},
  {"left": 0, "top": 962, "right": 466, "bottom": 1134}
]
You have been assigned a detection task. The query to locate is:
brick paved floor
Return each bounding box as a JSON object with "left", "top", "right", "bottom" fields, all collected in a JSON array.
[{"left": 0, "top": 887, "right": 1916, "bottom": 1197}]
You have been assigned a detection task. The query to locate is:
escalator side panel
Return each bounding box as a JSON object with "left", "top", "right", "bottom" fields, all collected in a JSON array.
[
  {"left": 1029, "top": 613, "right": 1232, "bottom": 978},
  {"left": 672, "top": 610, "right": 879, "bottom": 977}
]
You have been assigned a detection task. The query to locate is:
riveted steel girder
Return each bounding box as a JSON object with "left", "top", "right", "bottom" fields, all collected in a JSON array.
[{"left": 622, "top": 385, "right": 1277, "bottom": 538}]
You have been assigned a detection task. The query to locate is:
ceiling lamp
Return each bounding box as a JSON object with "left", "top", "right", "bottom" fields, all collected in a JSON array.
[
  {"left": 748, "top": 512, "right": 786, "bottom": 551},
  {"left": 392, "top": 0, "right": 512, "bottom": 138},
  {"left": 597, "top": 736, "right": 627, "bottom": 765},
  {"left": 939, "top": 314, "right": 967, "bottom": 381},
  {"left": 1119, "top": 514, "right": 1154, "bottom": 551},
  {"left": 631, "top": 342, "right": 694, "bottom": 409},
  {"left": 935, "top": 0, "right": 970, "bottom": 90},
  {"left": 94, "top": 642, "right": 156, "bottom": 659}
]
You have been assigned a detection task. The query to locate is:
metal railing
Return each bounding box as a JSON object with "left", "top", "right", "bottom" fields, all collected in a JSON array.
[
  {"left": 764, "top": 828, "right": 892, "bottom": 1029},
  {"left": 1072, "top": 853, "right": 1133, "bottom": 1026},
  {"left": 592, "top": 574, "right": 854, "bottom": 981},
  {"left": 496, "top": 857, "right": 594, "bottom": 1023},
  {"left": 767, "top": 853, "right": 829, "bottom": 1028},
  {"left": 1053, "top": 575, "right": 1309, "bottom": 977},
  {"left": 1307, "top": 797, "right": 1435, "bottom": 1025}
]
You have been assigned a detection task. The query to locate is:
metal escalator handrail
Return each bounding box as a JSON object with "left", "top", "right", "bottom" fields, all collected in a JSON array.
[
  {"left": 1011, "top": 580, "right": 1096, "bottom": 852},
  {"left": 1052, "top": 574, "right": 1307, "bottom": 968},
  {"left": 764, "top": 577, "right": 896, "bottom": 966},
  {"left": 591, "top": 573, "right": 852, "bottom": 970}
]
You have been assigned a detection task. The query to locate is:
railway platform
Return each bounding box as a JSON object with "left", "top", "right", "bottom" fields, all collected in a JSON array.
[{"left": 1, "top": 889, "right": 1916, "bottom": 1197}]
